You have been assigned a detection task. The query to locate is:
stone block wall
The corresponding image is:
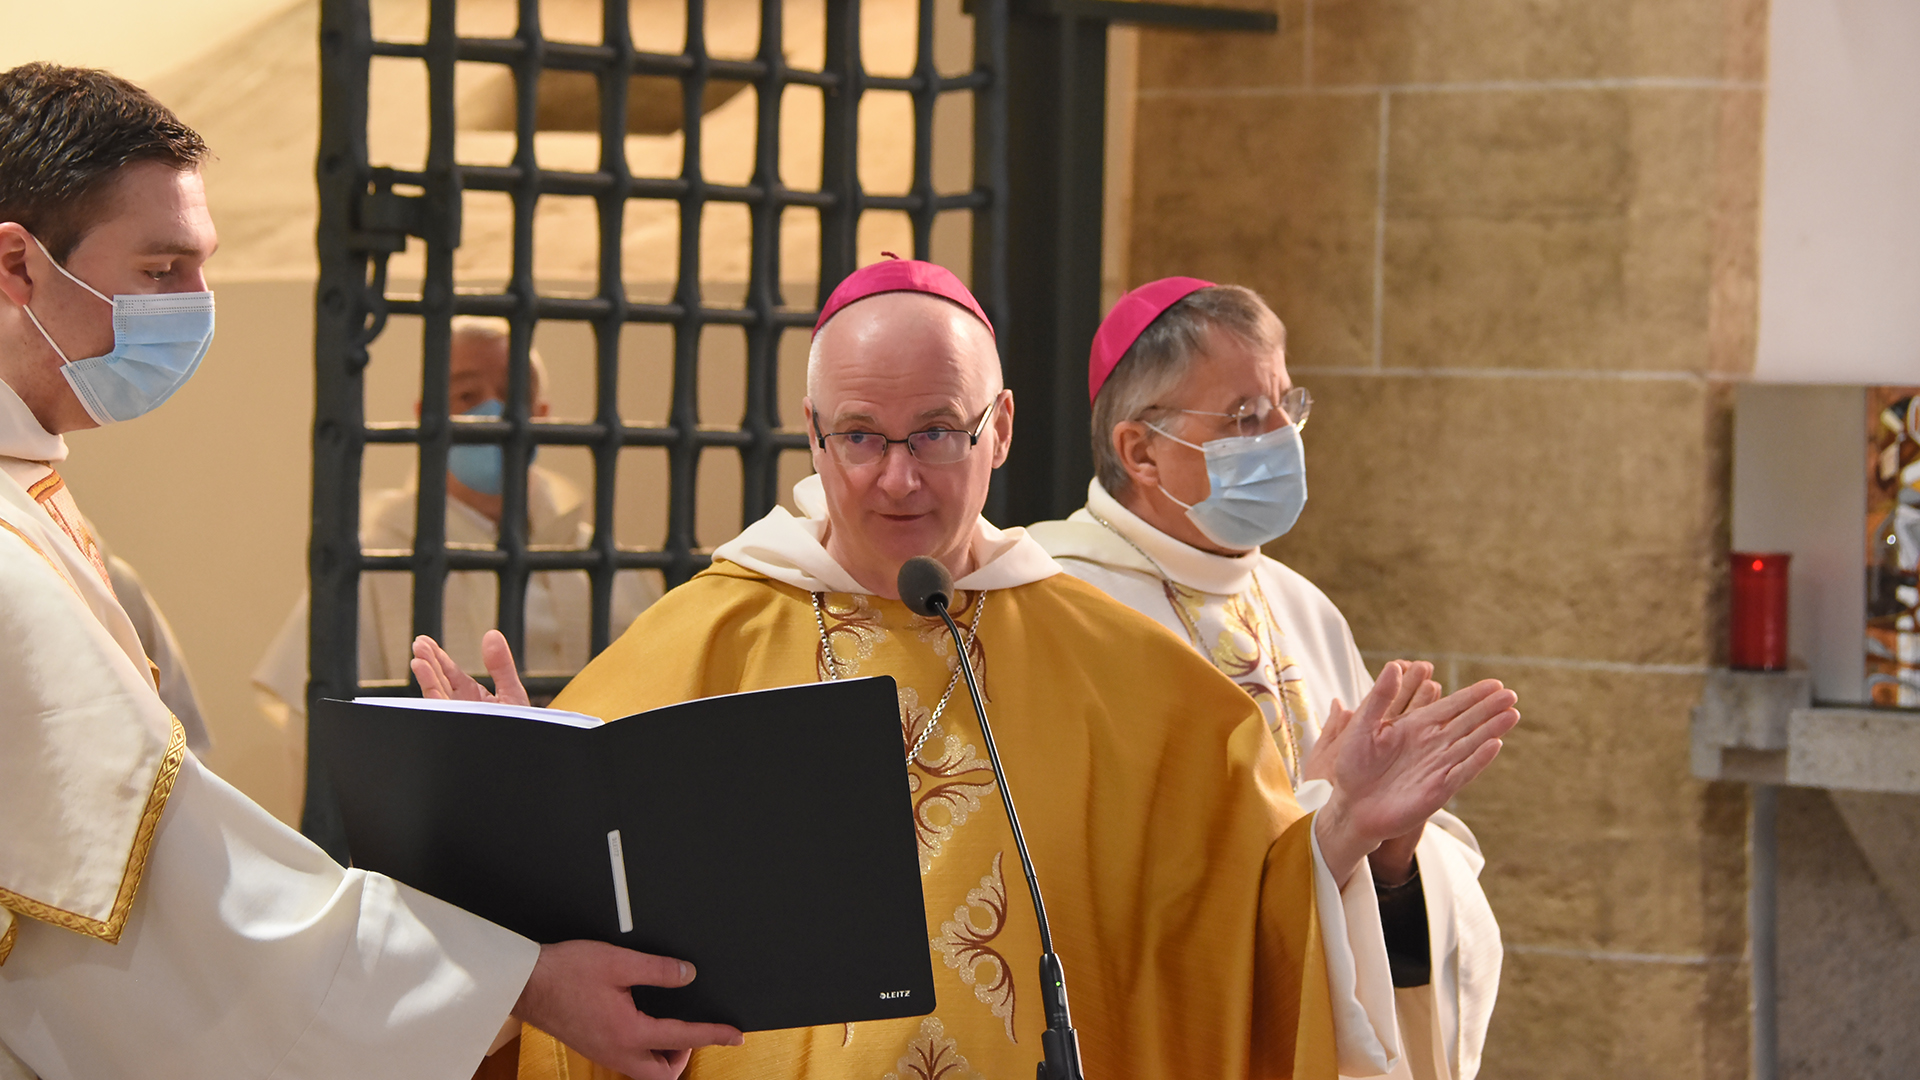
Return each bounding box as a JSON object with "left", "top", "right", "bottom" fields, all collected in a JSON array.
[{"left": 1127, "top": 2, "right": 1766, "bottom": 1075}]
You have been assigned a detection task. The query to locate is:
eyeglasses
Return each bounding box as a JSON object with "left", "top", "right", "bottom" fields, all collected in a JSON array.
[
  {"left": 813, "top": 394, "right": 1001, "bottom": 466},
  {"left": 1148, "top": 386, "right": 1312, "bottom": 437}
]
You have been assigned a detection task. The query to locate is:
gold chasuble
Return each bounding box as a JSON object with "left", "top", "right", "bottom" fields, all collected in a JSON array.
[{"left": 514, "top": 478, "right": 1350, "bottom": 1080}]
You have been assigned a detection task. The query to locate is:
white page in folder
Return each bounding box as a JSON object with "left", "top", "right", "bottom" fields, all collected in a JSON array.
[{"left": 351, "top": 696, "right": 603, "bottom": 729}]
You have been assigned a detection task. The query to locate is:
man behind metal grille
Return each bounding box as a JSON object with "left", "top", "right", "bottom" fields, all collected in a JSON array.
[
  {"left": 251, "top": 315, "right": 660, "bottom": 814},
  {"left": 0, "top": 63, "right": 740, "bottom": 1079},
  {"left": 413, "top": 258, "right": 1521, "bottom": 1080}
]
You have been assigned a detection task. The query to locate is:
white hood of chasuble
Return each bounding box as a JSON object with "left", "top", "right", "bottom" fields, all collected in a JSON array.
[
  {"left": 1024, "top": 476, "right": 1265, "bottom": 595},
  {"left": 712, "top": 473, "right": 1061, "bottom": 594}
]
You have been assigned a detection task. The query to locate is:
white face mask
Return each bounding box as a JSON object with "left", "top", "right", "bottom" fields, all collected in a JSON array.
[
  {"left": 21, "top": 235, "right": 216, "bottom": 425},
  {"left": 1148, "top": 421, "right": 1309, "bottom": 550}
]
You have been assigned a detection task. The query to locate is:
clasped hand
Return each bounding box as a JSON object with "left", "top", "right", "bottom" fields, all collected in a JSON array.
[{"left": 1307, "top": 660, "right": 1520, "bottom": 888}]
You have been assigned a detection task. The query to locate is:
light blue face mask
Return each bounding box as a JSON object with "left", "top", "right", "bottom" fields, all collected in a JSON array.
[
  {"left": 448, "top": 399, "right": 535, "bottom": 497},
  {"left": 22, "top": 235, "right": 215, "bottom": 425},
  {"left": 1148, "top": 421, "right": 1309, "bottom": 551}
]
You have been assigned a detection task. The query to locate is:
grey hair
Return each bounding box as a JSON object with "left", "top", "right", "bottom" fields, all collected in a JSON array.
[
  {"left": 450, "top": 315, "right": 549, "bottom": 403},
  {"left": 1090, "top": 284, "right": 1285, "bottom": 496}
]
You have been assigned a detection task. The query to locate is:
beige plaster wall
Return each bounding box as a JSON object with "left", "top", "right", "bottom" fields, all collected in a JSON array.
[
  {"left": 1128, "top": 2, "right": 1765, "bottom": 1074},
  {"left": 56, "top": 281, "right": 316, "bottom": 825}
]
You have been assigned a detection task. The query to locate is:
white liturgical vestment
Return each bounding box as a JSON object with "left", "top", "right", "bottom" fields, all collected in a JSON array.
[
  {"left": 1029, "top": 479, "right": 1505, "bottom": 1080},
  {"left": 0, "top": 377, "right": 539, "bottom": 1079}
]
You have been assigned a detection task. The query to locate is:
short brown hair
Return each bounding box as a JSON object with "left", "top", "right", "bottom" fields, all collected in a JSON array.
[
  {"left": 0, "top": 63, "right": 208, "bottom": 262},
  {"left": 1090, "top": 285, "right": 1285, "bottom": 496}
]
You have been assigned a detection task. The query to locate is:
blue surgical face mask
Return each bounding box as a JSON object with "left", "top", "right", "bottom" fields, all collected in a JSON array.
[
  {"left": 22, "top": 235, "right": 215, "bottom": 425},
  {"left": 1148, "top": 421, "right": 1308, "bottom": 551},
  {"left": 448, "top": 399, "right": 535, "bottom": 497}
]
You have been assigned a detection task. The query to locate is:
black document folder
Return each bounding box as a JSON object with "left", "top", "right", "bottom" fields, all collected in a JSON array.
[{"left": 310, "top": 677, "right": 936, "bottom": 1032}]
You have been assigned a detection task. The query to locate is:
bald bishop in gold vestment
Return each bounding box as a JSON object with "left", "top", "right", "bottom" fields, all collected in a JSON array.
[{"left": 511, "top": 475, "right": 1401, "bottom": 1080}]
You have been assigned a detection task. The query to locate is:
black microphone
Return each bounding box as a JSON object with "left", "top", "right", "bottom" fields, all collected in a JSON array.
[{"left": 897, "top": 556, "right": 1086, "bottom": 1080}]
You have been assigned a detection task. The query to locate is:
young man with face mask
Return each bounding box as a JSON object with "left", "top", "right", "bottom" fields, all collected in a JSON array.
[
  {"left": 1029, "top": 279, "right": 1505, "bottom": 1080},
  {"left": 0, "top": 63, "right": 740, "bottom": 1080},
  {"left": 251, "top": 316, "right": 660, "bottom": 808}
]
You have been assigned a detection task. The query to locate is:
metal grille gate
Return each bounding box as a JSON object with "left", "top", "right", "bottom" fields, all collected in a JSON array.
[{"left": 307, "top": 0, "right": 1011, "bottom": 851}]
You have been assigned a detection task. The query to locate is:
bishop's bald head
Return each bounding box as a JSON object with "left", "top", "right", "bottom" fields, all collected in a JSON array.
[{"left": 802, "top": 259, "right": 1011, "bottom": 599}]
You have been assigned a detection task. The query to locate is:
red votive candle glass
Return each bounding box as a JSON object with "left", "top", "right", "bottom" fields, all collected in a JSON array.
[{"left": 1729, "top": 552, "right": 1790, "bottom": 671}]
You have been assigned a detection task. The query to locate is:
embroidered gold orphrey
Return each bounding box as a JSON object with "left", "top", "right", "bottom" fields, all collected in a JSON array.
[
  {"left": 0, "top": 715, "right": 188, "bottom": 965},
  {"left": 1162, "top": 576, "right": 1309, "bottom": 786},
  {"left": 26, "top": 470, "right": 113, "bottom": 592},
  {"left": 812, "top": 591, "right": 1018, "bottom": 1044},
  {"left": 814, "top": 592, "right": 998, "bottom": 873},
  {"left": 932, "top": 851, "right": 1017, "bottom": 1043}
]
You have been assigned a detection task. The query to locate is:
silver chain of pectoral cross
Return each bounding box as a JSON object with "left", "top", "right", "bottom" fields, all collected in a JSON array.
[{"left": 811, "top": 590, "right": 986, "bottom": 765}]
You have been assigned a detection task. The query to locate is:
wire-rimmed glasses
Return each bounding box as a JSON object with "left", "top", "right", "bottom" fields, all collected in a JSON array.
[
  {"left": 1151, "top": 386, "right": 1312, "bottom": 437},
  {"left": 813, "top": 394, "right": 1002, "bottom": 466}
]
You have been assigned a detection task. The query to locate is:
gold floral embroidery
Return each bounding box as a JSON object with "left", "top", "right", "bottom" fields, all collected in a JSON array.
[
  {"left": 814, "top": 592, "right": 998, "bottom": 871},
  {"left": 911, "top": 591, "right": 988, "bottom": 699},
  {"left": 908, "top": 726, "right": 997, "bottom": 874},
  {"left": 882, "top": 1017, "right": 985, "bottom": 1080},
  {"left": 1163, "top": 580, "right": 1204, "bottom": 644},
  {"left": 817, "top": 593, "right": 886, "bottom": 681},
  {"left": 1165, "top": 580, "right": 1307, "bottom": 783},
  {"left": 932, "top": 851, "right": 1018, "bottom": 1043}
]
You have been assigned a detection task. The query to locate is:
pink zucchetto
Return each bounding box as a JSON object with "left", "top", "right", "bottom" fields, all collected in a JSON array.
[
  {"left": 1087, "top": 276, "right": 1215, "bottom": 403},
  {"left": 812, "top": 254, "right": 995, "bottom": 339}
]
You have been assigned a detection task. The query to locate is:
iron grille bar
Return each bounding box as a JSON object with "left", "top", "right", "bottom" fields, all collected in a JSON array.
[
  {"left": 308, "top": 0, "right": 377, "bottom": 858},
  {"left": 361, "top": 420, "right": 809, "bottom": 450},
  {"left": 362, "top": 550, "right": 690, "bottom": 572},
  {"left": 740, "top": 0, "right": 786, "bottom": 514},
  {"left": 490, "top": 0, "right": 541, "bottom": 664},
  {"left": 584, "top": 0, "right": 635, "bottom": 655},
  {"left": 817, "top": 0, "right": 862, "bottom": 292},
  {"left": 406, "top": 0, "right": 458, "bottom": 666},
  {"left": 379, "top": 165, "right": 841, "bottom": 209},
  {"left": 663, "top": 0, "right": 709, "bottom": 587},
  {"left": 369, "top": 37, "right": 842, "bottom": 91},
  {"left": 312, "top": 0, "right": 1013, "bottom": 853},
  {"left": 381, "top": 296, "right": 787, "bottom": 324}
]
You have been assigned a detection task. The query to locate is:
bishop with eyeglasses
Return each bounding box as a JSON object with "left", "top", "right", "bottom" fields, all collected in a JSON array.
[{"left": 413, "top": 258, "right": 1520, "bottom": 1080}]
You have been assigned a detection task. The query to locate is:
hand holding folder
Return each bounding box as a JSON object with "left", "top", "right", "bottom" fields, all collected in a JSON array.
[{"left": 311, "top": 677, "right": 937, "bottom": 1033}]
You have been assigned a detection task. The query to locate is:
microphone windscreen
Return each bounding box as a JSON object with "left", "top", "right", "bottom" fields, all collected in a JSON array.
[{"left": 897, "top": 556, "right": 954, "bottom": 617}]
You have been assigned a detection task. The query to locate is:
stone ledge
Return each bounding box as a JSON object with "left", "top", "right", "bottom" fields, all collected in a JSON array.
[
  {"left": 1691, "top": 669, "right": 1920, "bottom": 794},
  {"left": 1694, "top": 671, "right": 1920, "bottom": 935}
]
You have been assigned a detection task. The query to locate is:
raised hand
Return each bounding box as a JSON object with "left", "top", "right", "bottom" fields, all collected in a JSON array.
[
  {"left": 1304, "top": 662, "right": 1446, "bottom": 885},
  {"left": 1302, "top": 660, "right": 1443, "bottom": 785},
  {"left": 409, "top": 629, "right": 531, "bottom": 706},
  {"left": 514, "top": 941, "right": 744, "bottom": 1079},
  {"left": 1313, "top": 662, "right": 1519, "bottom": 887}
]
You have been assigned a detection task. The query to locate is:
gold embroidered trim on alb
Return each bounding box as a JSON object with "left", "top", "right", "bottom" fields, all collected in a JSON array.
[
  {"left": 0, "top": 909, "right": 17, "bottom": 966},
  {"left": 0, "top": 715, "right": 187, "bottom": 945}
]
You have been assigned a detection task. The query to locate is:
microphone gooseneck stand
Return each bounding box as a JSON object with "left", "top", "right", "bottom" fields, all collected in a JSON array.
[{"left": 897, "top": 557, "right": 1086, "bottom": 1080}]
